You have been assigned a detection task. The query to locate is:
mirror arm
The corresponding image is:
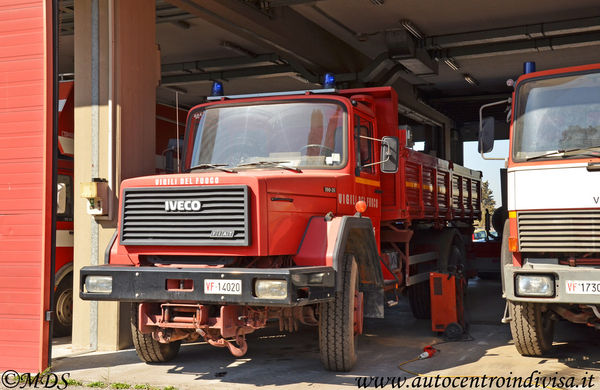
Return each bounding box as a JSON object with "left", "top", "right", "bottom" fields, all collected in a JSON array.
[
  {"left": 360, "top": 136, "right": 392, "bottom": 168},
  {"left": 362, "top": 154, "right": 390, "bottom": 168},
  {"left": 480, "top": 98, "right": 511, "bottom": 161}
]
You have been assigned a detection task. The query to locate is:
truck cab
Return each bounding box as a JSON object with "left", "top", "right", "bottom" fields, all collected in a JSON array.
[{"left": 481, "top": 62, "right": 600, "bottom": 356}]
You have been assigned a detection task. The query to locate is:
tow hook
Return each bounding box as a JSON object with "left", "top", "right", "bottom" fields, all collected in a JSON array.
[{"left": 199, "top": 327, "right": 248, "bottom": 357}]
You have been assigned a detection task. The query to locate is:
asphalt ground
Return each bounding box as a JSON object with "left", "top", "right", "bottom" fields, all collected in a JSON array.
[{"left": 34, "top": 278, "right": 600, "bottom": 390}]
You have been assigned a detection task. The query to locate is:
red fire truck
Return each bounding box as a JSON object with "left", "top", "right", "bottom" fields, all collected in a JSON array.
[
  {"left": 53, "top": 80, "right": 75, "bottom": 337},
  {"left": 80, "top": 83, "right": 481, "bottom": 371},
  {"left": 480, "top": 62, "right": 600, "bottom": 356}
]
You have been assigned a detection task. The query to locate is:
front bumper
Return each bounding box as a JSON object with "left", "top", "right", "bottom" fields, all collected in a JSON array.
[
  {"left": 504, "top": 259, "right": 600, "bottom": 304},
  {"left": 80, "top": 265, "right": 335, "bottom": 306}
]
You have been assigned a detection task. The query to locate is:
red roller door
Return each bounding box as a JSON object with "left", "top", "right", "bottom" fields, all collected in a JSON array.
[{"left": 0, "top": 0, "right": 54, "bottom": 372}]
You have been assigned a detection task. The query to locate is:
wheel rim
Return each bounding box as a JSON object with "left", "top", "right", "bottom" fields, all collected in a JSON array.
[{"left": 56, "top": 288, "right": 73, "bottom": 326}]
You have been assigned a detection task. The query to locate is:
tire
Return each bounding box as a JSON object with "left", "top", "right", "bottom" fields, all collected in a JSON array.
[
  {"left": 492, "top": 207, "right": 508, "bottom": 238},
  {"left": 53, "top": 275, "right": 73, "bottom": 337},
  {"left": 408, "top": 234, "right": 465, "bottom": 320},
  {"left": 447, "top": 245, "right": 464, "bottom": 273},
  {"left": 131, "top": 304, "right": 181, "bottom": 363},
  {"left": 319, "top": 255, "right": 360, "bottom": 371},
  {"left": 509, "top": 301, "right": 554, "bottom": 356},
  {"left": 408, "top": 281, "right": 431, "bottom": 319}
]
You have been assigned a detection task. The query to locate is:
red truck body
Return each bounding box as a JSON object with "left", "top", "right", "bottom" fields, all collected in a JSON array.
[
  {"left": 81, "top": 86, "right": 481, "bottom": 370},
  {"left": 53, "top": 81, "right": 75, "bottom": 337}
]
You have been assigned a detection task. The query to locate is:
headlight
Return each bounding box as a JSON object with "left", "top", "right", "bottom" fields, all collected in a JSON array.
[
  {"left": 255, "top": 279, "right": 287, "bottom": 299},
  {"left": 515, "top": 275, "right": 554, "bottom": 297},
  {"left": 85, "top": 276, "right": 113, "bottom": 294}
]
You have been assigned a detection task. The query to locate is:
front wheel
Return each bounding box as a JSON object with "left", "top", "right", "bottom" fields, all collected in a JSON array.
[
  {"left": 53, "top": 275, "right": 73, "bottom": 337},
  {"left": 131, "top": 304, "right": 181, "bottom": 363},
  {"left": 509, "top": 301, "right": 554, "bottom": 356},
  {"left": 319, "top": 255, "right": 362, "bottom": 371}
]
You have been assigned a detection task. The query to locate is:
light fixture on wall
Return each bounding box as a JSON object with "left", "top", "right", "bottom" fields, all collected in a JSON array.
[
  {"left": 400, "top": 19, "right": 423, "bottom": 39},
  {"left": 370, "top": 0, "right": 385, "bottom": 5},
  {"left": 463, "top": 74, "right": 479, "bottom": 86},
  {"left": 443, "top": 57, "right": 460, "bottom": 71}
]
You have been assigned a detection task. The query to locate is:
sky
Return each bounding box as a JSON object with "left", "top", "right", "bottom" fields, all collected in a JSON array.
[{"left": 463, "top": 139, "right": 510, "bottom": 207}]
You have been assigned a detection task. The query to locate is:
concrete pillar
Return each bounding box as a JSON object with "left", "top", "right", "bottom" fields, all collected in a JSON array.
[{"left": 72, "top": 0, "right": 158, "bottom": 351}]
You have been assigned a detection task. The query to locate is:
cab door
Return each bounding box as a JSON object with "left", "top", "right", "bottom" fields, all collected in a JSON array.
[{"left": 353, "top": 113, "right": 381, "bottom": 233}]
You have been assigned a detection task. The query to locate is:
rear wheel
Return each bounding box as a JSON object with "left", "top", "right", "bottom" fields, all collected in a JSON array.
[
  {"left": 131, "top": 304, "right": 181, "bottom": 363},
  {"left": 53, "top": 275, "right": 73, "bottom": 337},
  {"left": 408, "top": 233, "right": 465, "bottom": 320},
  {"left": 509, "top": 301, "right": 554, "bottom": 356},
  {"left": 407, "top": 280, "right": 431, "bottom": 319},
  {"left": 319, "top": 255, "right": 361, "bottom": 371}
]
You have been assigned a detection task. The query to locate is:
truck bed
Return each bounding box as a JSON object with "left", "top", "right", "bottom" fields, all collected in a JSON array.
[{"left": 380, "top": 147, "right": 482, "bottom": 224}]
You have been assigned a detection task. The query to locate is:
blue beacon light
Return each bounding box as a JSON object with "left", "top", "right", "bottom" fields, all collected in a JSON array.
[
  {"left": 523, "top": 61, "right": 536, "bottom": 74},
  {"left": 211, "top": 81, "right": 224, "bottom": 97},
  {"left": 323, "top": 73, "right": 336, "bottom": 89}
]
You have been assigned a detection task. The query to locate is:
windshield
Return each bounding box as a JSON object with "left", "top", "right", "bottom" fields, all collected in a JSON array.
[
  {"left": 513, "top": 71, "right": 600, "bottom": 161},
  {"left": 187, "top": 101, "right": 347, "bottom": 170}
]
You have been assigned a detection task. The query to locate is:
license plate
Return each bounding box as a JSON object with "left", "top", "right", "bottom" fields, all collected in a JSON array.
[
  {"left": 565, "top": 280, "right": 600, "bottom": 294},
  {"left": 204, "top": 279, "right": 242, "bottom": 295}
]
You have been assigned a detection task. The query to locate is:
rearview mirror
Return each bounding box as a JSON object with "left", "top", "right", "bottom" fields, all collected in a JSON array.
[
  {"left": 380, "top": 136, "right": 399, "bottom": 173},
  {"left": 478, "top": 98, "right": 510, "bottom": 161},
  {"left": 478, "top": 116, "right": 495, "bottom": 153}
]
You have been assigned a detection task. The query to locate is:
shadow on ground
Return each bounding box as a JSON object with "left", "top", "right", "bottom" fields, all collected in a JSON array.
[{"left": 51, "top": 279, "right": 600, "bottom": 389}]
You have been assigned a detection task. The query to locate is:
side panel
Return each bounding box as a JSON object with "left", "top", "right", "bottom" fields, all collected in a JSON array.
[{"left": 0, "top": 0, "right": 53, "bottom": 372}]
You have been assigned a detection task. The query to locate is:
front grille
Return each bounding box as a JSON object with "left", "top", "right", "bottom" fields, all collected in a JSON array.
[
  {"left": 518, "top": 209, "right": 600, "bottom": 253},
  {"left": 120, "top": 185, "right": 250, "bottom": 246}
]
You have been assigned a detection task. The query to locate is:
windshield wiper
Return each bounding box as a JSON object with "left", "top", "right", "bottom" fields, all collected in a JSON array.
[
  {"left": 188, "top": 163, "right": 237, "bottom": 173},
  {"left": 235, "top": 161, "right": 302, "bottom": 173},
  {"left": 562, "top": 146, "right": 600, "bottom": 156},
  {"left": 526, "top": 147, "right": 600, "bottom": 161}
]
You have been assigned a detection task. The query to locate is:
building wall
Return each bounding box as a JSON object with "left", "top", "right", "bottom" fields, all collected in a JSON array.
[
  {"left": 0, "top": 0, "right": 53, "bottom": 372},
  {"left": 72, "top": 0, "right": 157, "bottom": 351}
]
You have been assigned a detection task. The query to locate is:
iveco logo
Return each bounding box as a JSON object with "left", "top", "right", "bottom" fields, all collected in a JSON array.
[{"left": 164, "top": 200, "right": 202, "bottom": 212}]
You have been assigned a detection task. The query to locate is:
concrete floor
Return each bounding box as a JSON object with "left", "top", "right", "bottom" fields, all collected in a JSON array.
[{"left": 48, "top": 279, "right": 600, "bottom": 390}]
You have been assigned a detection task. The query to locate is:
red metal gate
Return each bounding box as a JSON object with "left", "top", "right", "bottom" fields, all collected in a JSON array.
[{"left": 0, "top": 0, "right": 54, "bottom": 372}]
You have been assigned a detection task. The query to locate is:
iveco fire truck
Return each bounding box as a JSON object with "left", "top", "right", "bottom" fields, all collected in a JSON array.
[
  {"left": 480, "top": 62, "right": 600, "bottom": 356},
  {"left": 80, "top": 81, "right": 482, "bottom": 371}
]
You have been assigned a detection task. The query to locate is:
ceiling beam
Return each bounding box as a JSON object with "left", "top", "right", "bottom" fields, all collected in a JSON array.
[
  {"left": 429, "top": 93, "right": 511, "bottom": 104},
  {"left": 164, "top": 0, "right": 371, "bottom": 73},
  {"left": 442, "top": 30, "right": 600, "bottom": 60},
  {"left": 161, "top": 64, "right": 297, "bottom": 86},
  {"left": 161, "top": 53, "right": 283, "bottom": 73},
  {"left": 426, "top": 16, "right": 600, "bottom": 49},
  {"left": 267, "top": 0, "right": 326, "bottom": 7}
]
